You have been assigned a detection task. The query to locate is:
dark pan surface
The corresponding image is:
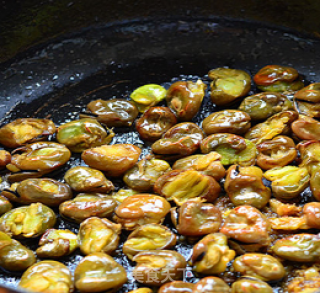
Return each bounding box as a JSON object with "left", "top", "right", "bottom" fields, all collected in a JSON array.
[{"left": 0, "top": 17, "right": 320, "bottom": 292}]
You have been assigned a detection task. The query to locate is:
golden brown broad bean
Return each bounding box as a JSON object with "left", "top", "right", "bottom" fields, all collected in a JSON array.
[
  {"left": 84, "top": 99, "right": 139, "bottom": 127},
  {"left": 231, "top": 278, "right": 273, "bottom": 293},
  {"left": 303, "top": 202, "right": 320, "bottom": 229},
  {"left": 269, "top": 198, "right": 301, "bottom": 217},
  {"left": 256, "top": 135, "right": 297, "bottom": 170},
  {"left": 159, "top": 281, "right": 195, "bottom": 293},
  {"left": 36, "top": 229, "right": 78, "bottom": 259},
  {"left": 123, "top": 158, "right": 171, "bottom": 192},
  {"left": 220, "top": 206, "right": 271, "bottom": 245},
  {"left": 245, "top": 110, "right": 298, "bottom": 144},
  {"left": 193, "top": 277, "right": 231, "bottom": 293},
  {"left": 114, "top": 194, "right": 171, "bottom": 230},
  {"left": 166, "top": 80, "right": 206, "bottom": 121},
  {"left": 200, "top": 133, "right": 256, "bottom": 166},
  {"left": 208, "top": 68, "right": 251, "bottom": 106},
  {"left": 19, "top": 261, "right": 74, "bottom": 293},
  {"left": 74, "top": 252, "right": 127, "bottom": 293},
  {"left": 0, "top": 203, "right": 56, "bottom": 238},
  {"left": 294, "top": 83, "right": 320, "bottom": 118},
  {"left": 202, "top": 110, "right": 251, "bottom": 135},
  {"left": 0, "top": 150, "right": 11, "bottom": 169},
  {"left": 128, "top": 289, "right": 153, "bottom": 293},
  {"left": 190, "top": 233, "right": 236, "bottom": 275},
  {"left": 136, "top": 106, "right": 177, "bottom": 141},
  {"left": 64, "top": 166, "right": 114, "bottom": 193},
  {"left": 132, "top": 250, "right": 187, "bottom": 286},
  {"left": 292, "top": 114, "right": 320, "bottom": 140},
  {"left": 253, "top": 65, "right": 304, "bottom": 92},
  {"left": 287, "top": 266, "right": 320, "bottom": 293},
  {"left": 59, "top": 193, "right": 117, "bottom": 223},
  {"left": 82, "top": 143, "right": 141, "bottom": 177},
  {"left": 0, "top": 118, "right": 56, "bottom": 148},
  {"left": 272, "top": 234, "right": 320, "bottom": 262},
  {"left": 171, "top": 201, "right": 222, "bottom": 237},
  {"left": 154, "top": 170, "right": 221, "bottom": 206},
  {"left": 233, "top": 253, "right": 285, "bottom": 281},
  {"left": 78, "top": 217, "right": 121, "bottom": 255},
  {"left": 269, "top": 217, "right": 310, "bottom": 231},
  {"left": 224, "top": 165, "right": 271, "bottom": 209},
  {"left": 0, "top": 231, "right": 36, "bottom": 271},
  {"left": 0, "top": 195, "right": 12, "bottom": 216},
  {"left": 123, "top": 224, "right": 176, "bottom": 260}
]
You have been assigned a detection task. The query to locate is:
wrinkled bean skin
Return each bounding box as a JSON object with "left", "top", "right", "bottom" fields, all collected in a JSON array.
[
  {"left": 225, "top": 165, "right": 271, "bottom": 209},
  {"left": 0, "top": 118, "right": 56, "bottom": 148},
  {"left": 202, "top": 110, "right": 251, "bottom": 135},
  {"left": 136, "top": 107, "right": 177, "bottom": 141},
  {"left": 114, "top": 194, "right": 171, "bottom": 230},
  {"left": 303, "top": 202, "right": 320, "bottom": 229},
  {"left": 19, "top": 261, "right": 74, "bottom": 293},
  {"left": 287, "top": 267, "right": 320, "bottom": 293},
  {"left": 158, "top": 281, "right": 194, "bottom": 293},
  {"left": 36, "top": 229, "right": 78, "bottom": 259},
  {"left": 201, "top": 133, "right": 257, "bottom": 166},
  {"left": 166, "top": 80, "right": 206, "bottom": 121},
  {"left": 84, "top": 99, "right": 139, "bottom": 127},
  {"left": 269, "top": 216, "right": 310, "bottom": 231},
  {"left": 256, "top": 135, "right": 297, "bottom": 170},
  {"left": 208, "top": 68, "right": 251, "bottom": 106},
  {"left": 74, "top": 252, "right": 127, "bottom": 293},
  {"left": 239, "top": 92, "right": 293, "bottom": 121},
  {"left": 192, "top": 277, "right": 231, "bottom": 293},
  {"left": 111, "top": 188, "right": 138, "bottom": 203},
  {"left": 123, "top": 224, "right": 176, "bottom": 260},
  {"left": 233, "top": 253, "right": 285, "bottom": 281},
  {"left": 0, "top": 203, "right": 56, "bottom": 239},
  {"left": 294, "top": 83, "right": 320, "bottom": 118},
  {"left": 132, "top": 250, "right": 187, "bottom": 286},
  {"left": 220, "top": 206, "right": 271, "bottom": 245},
  {"left": 154, "top": 170, "right": 221, "bottom": 206},
  {"left": 123, "top": 158, "right": 171, "bottom": 192},
  {"left": 272, "top": 234, "right": 320, "bottom": 262},
  {"left": 190, "top": 233, "right": 236, "bottom": 275},
  {"left": 231, "top": 278, "right": 273, "bottom": 293},
  {"left": 59, "top": 193, "right": 117, "bottom": 223},
  {"left": 0, "top": 231, "right": 36, "bottom": 271},
  {"left": 292, "top": 115, "right": 320, "bottom": 140},
  {"left": 82, "top": 144, "right": 141, "bottom": 177},
  {"left": 64, "top": 166, "right": 114, "bottom": 193},
  {"left": 171, "top": 201, "right": 222, "bottom": 236},
  {"left": 78, "top": 217, "right": 121, "bottom": 255},
  {"left": 0, "top": 150, "right": 11, "bottom": 169},
  {"left": 0, "top": 195, "right": 12, "bottom": 216},
  {"left": 253, "top": 65, "right": 304, "bottom": 92}
]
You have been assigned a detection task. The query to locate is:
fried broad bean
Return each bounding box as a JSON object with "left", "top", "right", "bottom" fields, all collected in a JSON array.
[
  {"left": 0, "top": 118, "right": 56, "bottom": 148},
  {"left": 269, "top": 217, "right": 310, "bottom": 231},
  {"left": 59, "top": 193, "right": 117, "bottom": 223},
  {"left": 292, "top": 114, "right": 320, "bottom": 140},
  {"left": 171, "top": 201, "right": 222, "bottom": 236},
  {"left": 0, "top": 195, "right": 12, "bottom": 216},
  {"left": 256, "top": 135, "right": 297, "bottom": 170},
  {"left": 159, "top": 281, "right": 195, "bottom": 293},
  {"left": 239, "top": 92, "right": 293, "bottom": 121},
  {"left": 123, "top": 158, "right": 171, "bottom": 192},
  {"left": 233, "top": 253, "right": 285, "bottom": 281},
  {"left": 123, "top": 224, "right": 176, "bottom": 260},
  {"left": 269, "top": 199, "right": 301, "bottom": 217},
  {"left": 220, "top": 206, "right": 271, "bottom": 245},
  {"left": 111, "top": 188, "right": 138, "bottom": 203},
  {"left": 253, "top": 65, "right": 304, "bottom": 92},
  {"left": 136, "top": 107, "right": 177, "bottom": 141},
  {"left": 193, "top": 277, "right": 231, "bottom": 293},
  {"left": 56, "top": 118, "right": 114, "bottom": 153},
  {"left": 7, "top": 142, "right": 71, "bottom": 182},
  {"left": 190, "top": 233, "right": 235, "bottom": 275},
  {"left": 83, "top": 99, "right": 139, "bottom": 127},
  {"left": 0, "top": 203, "right": 56, "bottom": 238},
  {"left": 19, "top": 261, "right": 73, "bottom": 293},
  {"left": 154, "top": 170, "right": 221, "bottom": 206},
  {"left": 263, "top": 166, "right": 310, "bottom": 200},
  {"left": 166, "top": 80, "right": 206, "bottom": 121},
  {"left": 132, "top": 250, "right": 187, "bottom": 286},
  {"left": 272, "top": 234, "right": 320, "bottom": 262},
  {"left": 36, "top": 229, "right": 78, "bottom": 259},
  {"left": 82, "top": 143, "right": 141, "bottom": 177},
  {"left": 245, "top": 110, "right": 298, "bottom": 144},
  {"left": 202, "top": 110, "right": 251, "bottom": 135},
  {"left": 287, "top": 266, "right": 320, "bottom": 293},
  {"left": 231, "top": 277, "right": 273, "bottom": 293},
  {"left": 201, "top": 133, "right": 256, "bottom": 166},
  {"left": 64, "top": 166, "right": 114, "bottom": 193},
  {"left": 294, "top": 83, "right": 320, "bottom": 118},
  {"left": 0, "top": 150, "right": 11, "bottom": 169},
  {"left": 128, "top": 289, "right": 153, "bottom": 293},
  {"left": 0, "top": 231, "right": 36, "bottom": 271},
  {"left": 303, "top": 202, "right": 320, "bottom": 229},
  {"left": 114, "top": 194, "right": 171, "bottom": 230},
  {"left": 208, "top": 68, "right": 251, "bottom": 106},
  {"left": 78, "top": 217, "right": 121, "bottom": 255},
  {"left": 224, "top": 165, "right": 271, "bottom": 209},
  {"left": 75, "top": 252, "right": 126, "bottom": 293},
  {"left": 152, "top": 122, "right": 204, "bottom": 160}
]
